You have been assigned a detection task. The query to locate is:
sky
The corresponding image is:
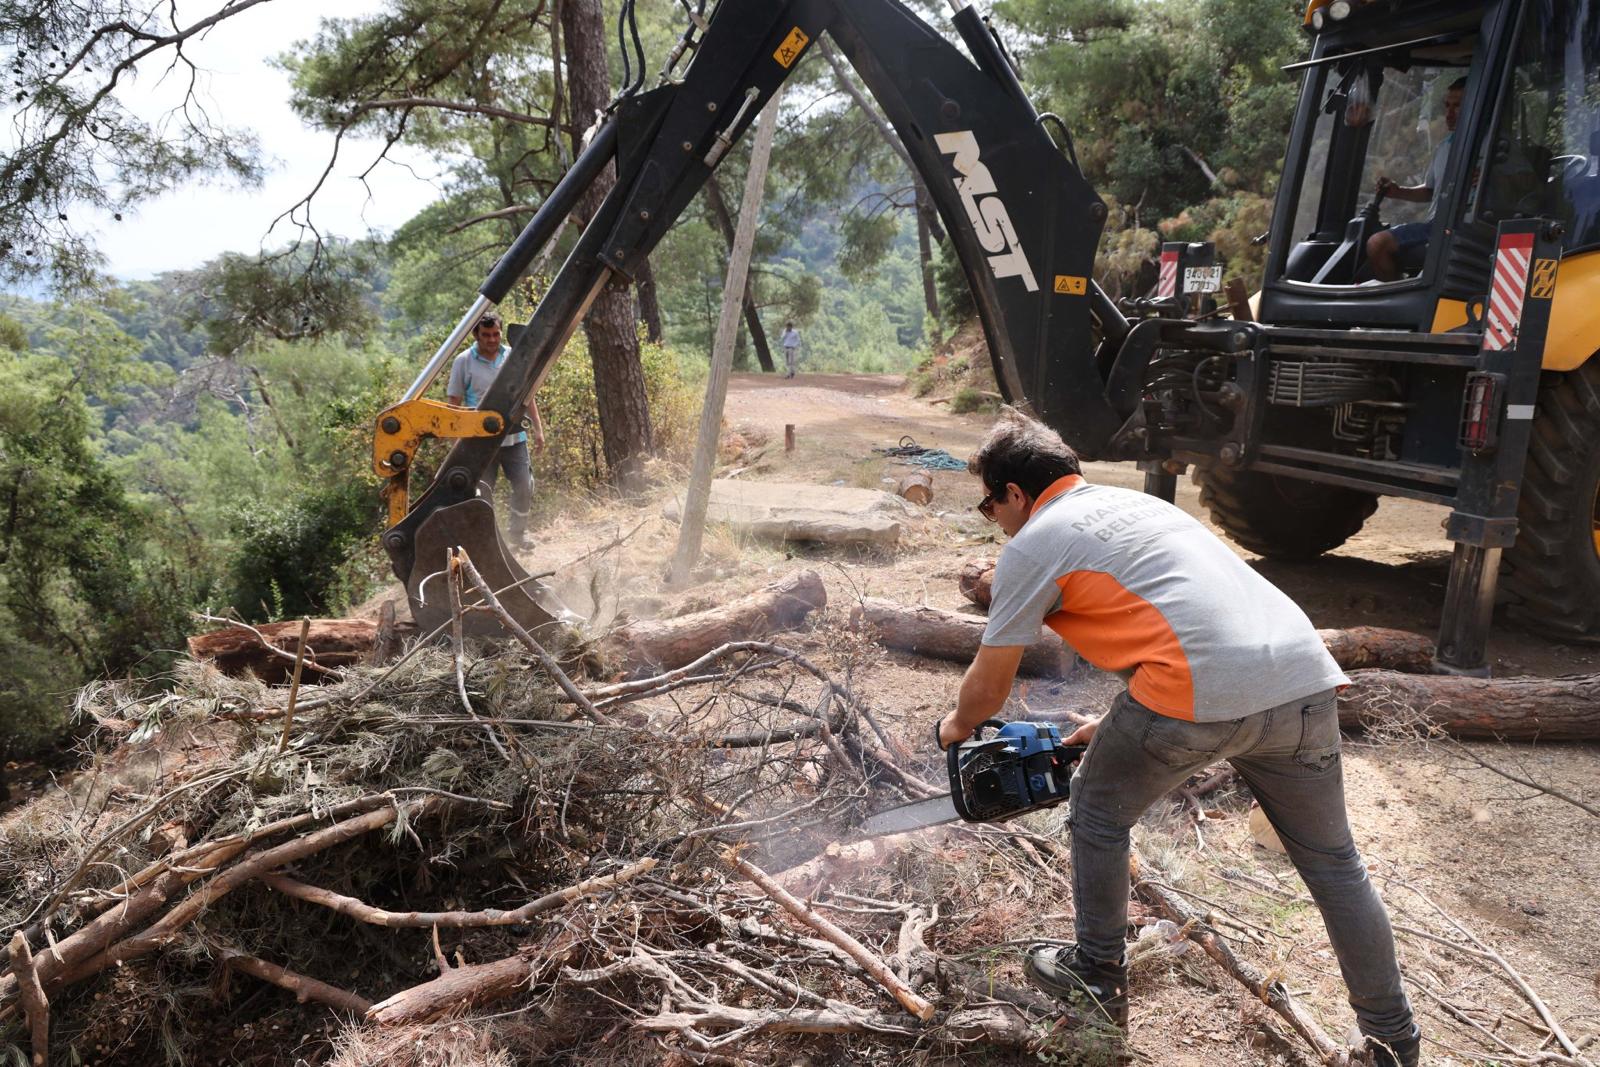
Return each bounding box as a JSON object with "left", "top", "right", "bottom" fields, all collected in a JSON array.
[{"left": 80, "top": 0, "right": 444, "bottom": 282}]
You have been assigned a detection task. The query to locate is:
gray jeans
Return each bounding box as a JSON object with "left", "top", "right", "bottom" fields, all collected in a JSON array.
[
  {"left": 478, "top": 440, "right": 533, "bottom": 540},
  {"left": 1069, "top": 689, "right": 1414, "bottom": 1043},
  {"left": 783, "top": 345, "right": 799, "bottom": 375}
]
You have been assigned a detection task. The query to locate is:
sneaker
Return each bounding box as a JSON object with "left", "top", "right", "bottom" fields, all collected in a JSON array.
[
  {"left": 1366, "top": 1025, "right": 1421, "bottom": 1067},
  {"left": 1022, "top": 943, "right": 1129, "bottom": 1029}
]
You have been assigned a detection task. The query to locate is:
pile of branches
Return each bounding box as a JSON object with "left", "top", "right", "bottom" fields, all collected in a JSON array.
[
  {"left": 10, "top": 553, "right": 1592, "bottom": 1066},
  {"left": 0, "top": 554, "right": 1106, "bottom": 1066}
]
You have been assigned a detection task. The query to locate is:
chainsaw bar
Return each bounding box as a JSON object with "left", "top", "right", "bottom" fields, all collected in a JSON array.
[{"left": 855, "top": 794, "right": 960, "bottom": 838}]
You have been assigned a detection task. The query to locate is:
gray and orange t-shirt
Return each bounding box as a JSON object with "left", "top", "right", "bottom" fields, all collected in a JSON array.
[{"left": 982, "top": 475, "right": 1346, "bottom": 722}]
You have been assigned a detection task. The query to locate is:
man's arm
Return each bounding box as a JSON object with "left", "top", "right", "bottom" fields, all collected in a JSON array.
[
  {"left": 939, "top": 644, "right": 1025, "bottom": 748},
  {"left": 1376, "top": 176, "right": 1433, "bottom": 203},
  {"left": 527, "top": 398, "right": 545, "bottom": 453}
]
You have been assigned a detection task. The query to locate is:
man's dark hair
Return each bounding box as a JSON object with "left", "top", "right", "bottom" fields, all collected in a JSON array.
[
  {"left": 474, "top": 313, "right": 503, "bottom": 333},
  {"left": 967, "top": 408, "right": 1082, "bottom": 500},
  {"left": 1447, "top": 76, "right": 1467, "bottom": 92}
]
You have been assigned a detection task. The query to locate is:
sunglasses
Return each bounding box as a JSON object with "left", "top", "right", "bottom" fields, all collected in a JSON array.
[{"left": 976, "top": 488, "right": 1002, "bottom": 520}]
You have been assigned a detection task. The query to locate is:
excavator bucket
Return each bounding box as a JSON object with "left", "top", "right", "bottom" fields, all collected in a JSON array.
[{"left": 404, "top": 498, "right": 570, "bottom": 640}]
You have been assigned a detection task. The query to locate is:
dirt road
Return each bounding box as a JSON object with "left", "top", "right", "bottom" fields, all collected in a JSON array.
[{"left": 724, "top": 371, "right": 1597, "bottom": 678}]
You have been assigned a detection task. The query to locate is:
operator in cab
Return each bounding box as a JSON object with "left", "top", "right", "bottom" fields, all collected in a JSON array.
[
  {"left": 938, "top": 410, "right": 1420, "bottom": 1067},
  {"left": 1366, "top": 77, "right": 1466, "bottom": 281}
]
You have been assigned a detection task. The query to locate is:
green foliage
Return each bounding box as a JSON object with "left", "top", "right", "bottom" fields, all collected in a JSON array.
[
  {"left": 995, "top": 0, "right": 1306, "bottom": 290},
  {"left": 837, "top": 211, "right": 901, "bottom": 282},
  {"left": 0, "top": 349, "right": 194, "bottom": 752},
  {"left": 180, "top": 243, "right": 382, "bottom": 357},
  {"left": 949, "top": 386, "right": 1000, "bottom": 415},
  {"left": 934, "top": 238, "right": 977, "bottom": 328},
  {"left": 0, "top": 313, "right": 26, "bottom": 353},
  {"left": 226, "top": 478, "right": 381, "bottom": 621},
  {"left": 531, "top": 329, "right": 702, "bottom": 499}
]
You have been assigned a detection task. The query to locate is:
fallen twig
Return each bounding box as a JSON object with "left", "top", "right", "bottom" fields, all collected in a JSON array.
[
  {"left": 1133, "top": 851, "right": 1343, "bottom": 1063},
  {"left": 220, "top": 948, "right": 372, "bottom": 1014},
  {"left": 8, "top": 932, "right": 48, "bottom": 1067},
  {"left": 725, "top": 850, "right": 936, "bottom": 1021},
  {"left": 261, "top": 857, "right": 656, "bottom": 928}
]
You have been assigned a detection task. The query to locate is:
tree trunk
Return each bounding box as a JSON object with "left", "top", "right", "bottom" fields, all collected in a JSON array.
[
  {"left": 1339, "top": 670, "right": 1600, "bottom": 740},
  {"left": 849, "top": 598, "right": 1073, "bottom": 678},
  {"left": 671, "top": 93, "right": 784, "bottom": 585},
  {"left": 705, "top": 177, "right": 776, "bottom": 373},
  {"left": 187, "top": 621, "right": 377, "bottom": 685},
  {"left": 562, "top": 0, "right": 653, "bottom": 494},
  {"left": 915, "top": 178, "right": 941, "bottom": 331},
  {"left": 602, "top": 569, "right": 825, "bottom": 677},
  {"left": 636, "top": 255, "right": 665, "bottom": 343}
]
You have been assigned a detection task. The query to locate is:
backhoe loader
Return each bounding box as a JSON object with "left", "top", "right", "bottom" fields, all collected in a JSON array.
[{"left": 374, "top": 0, "right": 1600, "bottom": 675}]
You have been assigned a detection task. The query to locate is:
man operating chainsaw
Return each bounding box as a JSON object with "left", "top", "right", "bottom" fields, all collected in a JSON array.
[{"left": 938, "top": 409, "right": 1420, "bottom": 1067}]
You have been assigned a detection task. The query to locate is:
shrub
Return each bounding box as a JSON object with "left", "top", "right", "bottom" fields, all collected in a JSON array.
[
  {"left": 949, "top": 387, "right": 1000, "bottom": 415},
  {"left": 226, "top": 478, "right": 382, "bottom": 621}
]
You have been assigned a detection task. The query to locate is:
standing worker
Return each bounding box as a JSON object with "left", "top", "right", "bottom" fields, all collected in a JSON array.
[
  {"left": 446, "top": 313, "right": 546, "bottom": 548},
  {"left": 938, "top": 410, "right": 1420, "bottom": 1067},
  {"left": 780, "top": 321, "right": 802, "bottom": 378}
]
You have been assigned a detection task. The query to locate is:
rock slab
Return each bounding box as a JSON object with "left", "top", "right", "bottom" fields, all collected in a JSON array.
[{"left": 664, "top": 480, "right": 905, "bottom": 546}]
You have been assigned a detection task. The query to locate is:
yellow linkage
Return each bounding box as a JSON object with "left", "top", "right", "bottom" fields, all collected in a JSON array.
[{"left": 374, "top": 399, "right": 507, "bottom": 528}]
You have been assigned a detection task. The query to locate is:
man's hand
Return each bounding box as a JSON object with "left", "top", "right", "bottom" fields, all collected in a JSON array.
[
  {"left": 533, "top": 429, "right": 547, "bottom": 455},
  {"left": 937, "top": 713, "right": 972, "bottom": 750},
  {"left": 1375, "top": 175, "right": 1396, "bottom": 198},
  {"left": 1062, "top": 716, "right": 1102, "bottom": 747}
]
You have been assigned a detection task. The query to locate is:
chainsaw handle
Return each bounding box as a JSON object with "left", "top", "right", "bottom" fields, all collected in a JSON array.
[{"left": 934, "top": 717, "right": 1008, "bottom": 752}]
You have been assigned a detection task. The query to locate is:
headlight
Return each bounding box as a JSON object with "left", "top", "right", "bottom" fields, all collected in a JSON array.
[
  {"left": 1312, "top": 8, "right": 1326, "bottom": 29},
  {"left": 1328, "top": 0, "right": 1352, "bottom": 18}
]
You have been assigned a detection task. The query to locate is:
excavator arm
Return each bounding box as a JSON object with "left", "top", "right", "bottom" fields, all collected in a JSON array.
[{"left": 380, "top": 0, "right": 1131, "bottom": 636}]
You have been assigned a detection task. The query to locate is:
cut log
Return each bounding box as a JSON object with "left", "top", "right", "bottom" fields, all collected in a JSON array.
[
  {"left": 894, "top": 471, "right": 933, "bottom": 506},
  {"left": 603, "top": 570, "right": 826, "bottom": 677},
  {"left": 849, "top": 598, "right": 1073, "bottom": 678},
  {"left": 188, "top": 620, "right": 376, "bottom": 684},
  {"left": 1315, "top": 627, "right": 1435, "bottom": 673},
  {"left": 956, "top": 559, "right": 995, "bottom": 610},
  {"left": 1339, "top": 669, "right": 1600, "bottom": 741}
]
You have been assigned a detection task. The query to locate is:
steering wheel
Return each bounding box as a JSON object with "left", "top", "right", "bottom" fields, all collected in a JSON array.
[{"left": 1551, "top": 154, "right": 1591, "bottom": 182}]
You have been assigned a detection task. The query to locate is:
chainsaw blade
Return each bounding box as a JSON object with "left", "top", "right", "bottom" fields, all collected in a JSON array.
[{"left": 855, "top": 794, "right": 959, "bottom": 838}]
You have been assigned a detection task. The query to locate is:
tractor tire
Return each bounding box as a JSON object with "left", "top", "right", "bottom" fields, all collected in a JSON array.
[
  {"left": 1501, "top": 361, "right": 1600, "bottom": 641},
  {"left": 1193, "top": 466, "right": 1378, "bottom": 561}
]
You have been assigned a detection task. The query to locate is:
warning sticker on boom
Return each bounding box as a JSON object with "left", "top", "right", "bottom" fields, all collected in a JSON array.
[
  {"left": 774, "top": 27, "right": 810, "bottom": 68},
  {"left": 1054, "top": 275, "right": 1087, "bottom": 296},
  {"left": 1530, "top": 258, "right": 1557, "bottom": 300}
]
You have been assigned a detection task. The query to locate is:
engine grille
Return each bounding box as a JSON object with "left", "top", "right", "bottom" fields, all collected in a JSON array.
[{"left": 1267, "top": 360, "right": 1384, "bottom": 407}]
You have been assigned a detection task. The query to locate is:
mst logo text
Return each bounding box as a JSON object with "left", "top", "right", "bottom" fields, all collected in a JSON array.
[{"left": 935, "top": 130, "right": 1039, "bottom": 293}]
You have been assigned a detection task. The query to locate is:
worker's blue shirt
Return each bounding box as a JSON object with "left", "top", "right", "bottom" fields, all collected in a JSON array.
[{"left": 446, "top": 342, "right": 526, "bottom": 447}]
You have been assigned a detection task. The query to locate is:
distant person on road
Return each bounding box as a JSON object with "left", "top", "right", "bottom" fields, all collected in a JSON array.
[
  {"left": 1367, "top": 76, "right": 1466, "bottom": 281},
  {"left": 938, "top": 409, "right": 1420, "bottom": 1067},
  {"left": 446, "top": 313, "right": 545, "bottom": 547},
  {"left": 780, "top": 321, "right": 801, "bottom": 378}
]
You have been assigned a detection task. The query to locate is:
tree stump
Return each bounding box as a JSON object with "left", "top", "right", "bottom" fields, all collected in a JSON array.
[
  {"left": 956, "top": 559, "right": 995, "bottom": 610},
  {"left": 894, "top": 471, "right": 933, "bottom": 506}
]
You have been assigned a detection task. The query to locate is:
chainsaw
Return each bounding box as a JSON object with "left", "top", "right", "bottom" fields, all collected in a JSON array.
[{"left": 854, "top": 719, "right": 1087, "bottom": 838}]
